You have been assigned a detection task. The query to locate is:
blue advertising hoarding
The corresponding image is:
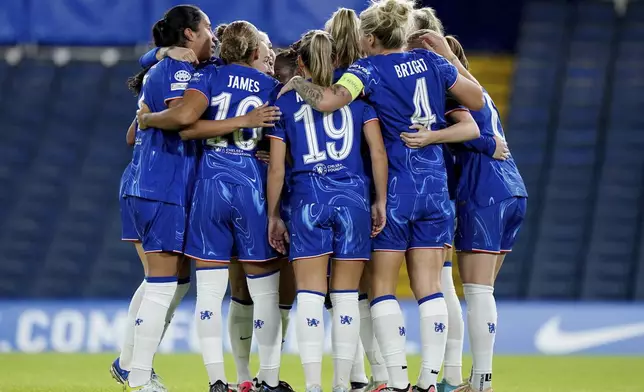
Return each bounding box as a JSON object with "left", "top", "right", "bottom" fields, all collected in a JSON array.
[{"left": 0, "top": 301, "right": 642, "bottom": 355}]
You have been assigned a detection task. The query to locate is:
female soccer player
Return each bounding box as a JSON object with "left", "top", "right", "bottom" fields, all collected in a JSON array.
[
  {"left": 266, "top": 29, "right": 388, "bottom": 392},
  {"left": 138, "top": 21, "right": 286, "bottom": 392},
  {"left": 227, "top": 46, "right": 298, "bottom": 392},
  {"left": 112, "top": 38, "right": 210, "bottom": 391},
  {"left": 278, "top": 1, "right": 484, "bottom": 391},
  {"left": 417, "top": 34, "right": 527, "bottom": 392},
  {"left": 406, "top": 29, "right": 511, "bottom": 392},
  {"left": 119, "top": 5, "right": 216, "bottom": 392},
  {"left": 324, "top": 8, "right": 387, "bottom": 392}
]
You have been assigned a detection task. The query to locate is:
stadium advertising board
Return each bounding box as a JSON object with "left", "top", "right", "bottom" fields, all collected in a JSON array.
[{"left": 0, "top": 301, "right": 642, "bottom": 355}]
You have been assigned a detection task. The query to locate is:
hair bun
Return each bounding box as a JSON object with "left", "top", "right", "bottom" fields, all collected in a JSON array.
[
  {"left": 219, "top": 21, "right": 259, "bottom": 64},
  {"left": 378, "top": 0, "right": 413, "bottom": 28}
]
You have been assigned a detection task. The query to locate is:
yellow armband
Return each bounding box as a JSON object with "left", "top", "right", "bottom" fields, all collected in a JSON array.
[{"left": 336, "top": 73, "right": 364, "bottom": 101}]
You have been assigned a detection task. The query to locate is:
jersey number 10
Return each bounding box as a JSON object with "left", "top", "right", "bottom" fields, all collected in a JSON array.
[{"left": 206, "top": 92, "right": 264, "bottom": 151}]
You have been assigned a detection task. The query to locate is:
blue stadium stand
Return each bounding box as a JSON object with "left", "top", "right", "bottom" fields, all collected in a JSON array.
[
  {"left": 0, "top": 61, "right": 140, "bottom": 297},
  {"left": 499, "top": 1, "right": 571, "bottom": 298},
  {"left": 582, "top": 2, "right": 644, "bottom": 300},
  {"left": 528, "top": 1, "right": 618, "bottom": 299}
]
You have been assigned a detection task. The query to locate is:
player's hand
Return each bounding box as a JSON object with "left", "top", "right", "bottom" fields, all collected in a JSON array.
[
  {"left": 164, "top": 46, "right": 199, "bottom": 65},
  {"left": 401, "top": 124, "right": 437, "bottom": 148},
  {"left": 420, "top": 31, "right": 453, "bottom": 59},
  {"left": 136, "top": 105, "right": 151, "bottom": 130},
  {"left": 256, "top": 150, "right": 270, "bottom": 164},
  {"left": 492, "top": 134, "right": 510, "bottom": 161},
  {"left": 243, "top": 103, "right": 281, "bottom": 128},
  {"left": 277, "top": 76, "right": 301, "bottom": 99},
  {"left": 268, "top": 216, "right": 290, "bottom": 255},
  {"left": 371, "top": 201, "right": 386, "bottom": 237}
]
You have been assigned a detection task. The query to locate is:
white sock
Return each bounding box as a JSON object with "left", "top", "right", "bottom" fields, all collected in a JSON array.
[
  {"left": 417, "top": 293, "right": 449, "bottom": 390},
  {"left": 280, "top": 304, "right": 292, "bottom": 348},
  {"left": 370, "top": 296, "right": 409, "bottom": 390},
  {"left": 296, "top": 291, "right": 326, "bottom": 388},
  {"left": 351, "top": 339, "right": 368, "bottom": 384},
  {"left": 195, "top": 268, "right": 229, "bottom": 385},
  {"left": 229, "top": 298, "right": 254, "bottom": 384},
  {"left": 358, "top": 296, "right": 388, "bottom": 383},
  {"left": 463, "top": 284, "right": 496, "bottom": 392},
  {"left": 331, "top": 291, "right": 361, "bottom": 389},
  {"left": 247, "top": 270, "right": 282, "bottom": 387},
  {"left": 161, "top": 278, "right": 190, "bottom": 341},
  {"left": 129, "top": 277, "right": 177, "bottom": 387},
  {"left": 442, "top": 262, "right": 464, "bottom": 386},
  {"left": 120, "top": 280, "right": 146, "bottom": 372}
]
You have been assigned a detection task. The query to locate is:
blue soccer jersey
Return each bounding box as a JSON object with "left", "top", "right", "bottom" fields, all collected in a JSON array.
[
  {"left": 336, "top": 50, "right": 459, "bottom": 250},
  {"left": 268, "top": 90, "right": 378, "bottom": 260},
  {"left": 340, "top": 49, "right": 458, "bottom": 196},
  {"left": 119, "top": 162, "right": 138, "bottom": 241},
  {"left": 186, "top": 63, "right": 280, "bottom": 192},
  {"left": 183, "top": 63, "right": 280, "bottom": 262},
  {"left": 454, "top": 90, "right": 528, "bottom": 253},
  {"left": 456, "top": 90, "right": 528, "bottom": 207},
  {"left": 268, "top": 91, "right": 378, "bottom": 212},
  {"left": 124, "top": 59, "right": 199, "bottom": 206}
]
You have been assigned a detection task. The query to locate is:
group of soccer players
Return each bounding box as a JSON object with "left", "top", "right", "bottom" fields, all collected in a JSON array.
[{"left": 113, "top": 1, "right": 527, "bottom": 392}]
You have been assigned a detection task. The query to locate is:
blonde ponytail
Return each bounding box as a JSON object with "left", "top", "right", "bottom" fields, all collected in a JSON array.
[
  {"left": 297, "top": 30, "right": 335, "bottom": 87},
  {"left": 325, "top": 8, "right": 362, "bottom": 68}
]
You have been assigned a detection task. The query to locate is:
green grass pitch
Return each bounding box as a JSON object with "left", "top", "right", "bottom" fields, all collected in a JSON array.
[{"left": 0, "top": 353, "right": 641, "bottom": 392}]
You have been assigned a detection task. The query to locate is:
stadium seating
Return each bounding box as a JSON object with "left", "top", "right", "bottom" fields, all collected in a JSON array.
[
  {"left": 0, "top": 60, "right": 140, "bottom": 298},
  {"left": 503, "top": 0, "right": 644, "bottom": 300}
]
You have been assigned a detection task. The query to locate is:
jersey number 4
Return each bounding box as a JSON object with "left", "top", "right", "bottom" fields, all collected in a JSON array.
[
  {"left": 295, "top": 105, "right": 354, "bottom": 164},
  {"left": 206, "top": 92, "right": 263, "bottom": 151},
  {"left": 411, "top": 77, "right": 437, "bottom": 128}
]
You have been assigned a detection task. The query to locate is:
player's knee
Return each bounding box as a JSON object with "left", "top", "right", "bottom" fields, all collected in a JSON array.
[{"left": 146, "top": 252, "right": 182, "bottom": 277}]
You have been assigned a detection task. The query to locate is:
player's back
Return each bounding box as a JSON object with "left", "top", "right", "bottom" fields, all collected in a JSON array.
[
  {"left": 458, "top": 89, "right": 527, "bottom": 206},
  {"left": 190, "top": 63, "right": 279, "bottom": 191},
  {"left": 273, "top": 90, "right": 376, "bottom": 212},
  {"left": 126, "top": 58, "right": 198, "bottom": 206},
  {"left": 346, "top": 49, "right": 457, "bottom": 195}
]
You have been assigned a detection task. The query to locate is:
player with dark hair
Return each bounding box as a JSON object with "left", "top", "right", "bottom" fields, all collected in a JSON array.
[
  {"left": 119, "top": 5, "right": 215, "bottom": 392},
  {"left": 138, "top": 20, "right": 286, "bottom": 392}
]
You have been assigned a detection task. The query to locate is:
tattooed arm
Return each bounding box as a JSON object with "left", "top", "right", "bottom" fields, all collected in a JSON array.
[{"left": 279, "top": 76, "right": 354, "bottom": 112}]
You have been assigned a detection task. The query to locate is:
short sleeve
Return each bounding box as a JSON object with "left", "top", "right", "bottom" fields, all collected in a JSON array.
[
  {"left": 185, "top": 64, "right": 215, "bottom": 103},
  {"left": 163, "top": 61, "right": 196, "bottom": 105},
  {"left": 338, "top": 58, "right": 375, "bottom": 99},
  {"left": 266, "top": 117, "right": 287, "bottom": 142},
  {"left": 267, "top": 82, "right": 281, "bottom": 106},
  {"left": 362, "top": 103, "right": 378, "bottom": 124},
  {"left": 445, "top": 96, "right": 467, "bottom": 117},
  {"left": 463, "top": 136, "right": 496, "bottom": 157},
  {"left": 139, "top": 48, "right": 159, "bottom": 69},
  {"left": 434, "top": 55, "right": 459, "bottom": 90},
  {"left": 265, "top": 97, "right": 288, "bottom": 142}
]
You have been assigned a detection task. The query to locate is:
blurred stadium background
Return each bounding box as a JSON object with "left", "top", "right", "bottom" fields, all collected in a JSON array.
[{"left": 0, "top": 0, "right": 643, "bottom": 390}]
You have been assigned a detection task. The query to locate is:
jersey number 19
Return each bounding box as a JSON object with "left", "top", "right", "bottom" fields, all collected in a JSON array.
[{"left": 295, "top": 105, "right": 354, "bottom": 164}]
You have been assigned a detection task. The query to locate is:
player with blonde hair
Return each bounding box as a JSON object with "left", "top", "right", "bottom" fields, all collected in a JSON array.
[{"left": 279, "top": 1, "right": 484, "bottom": 391}]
